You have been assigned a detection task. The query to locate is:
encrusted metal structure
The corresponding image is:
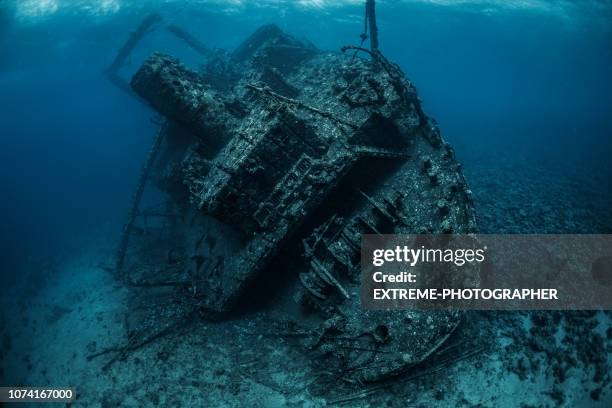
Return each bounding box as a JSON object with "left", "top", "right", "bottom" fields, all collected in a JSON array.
[{"left": 121, "top": 20, "right": 477, "bottom": 382}]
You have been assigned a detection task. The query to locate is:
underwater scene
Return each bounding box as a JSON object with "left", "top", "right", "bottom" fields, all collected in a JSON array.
[{"left": 0, "top": 0, "right": 611, "bottom": 406}]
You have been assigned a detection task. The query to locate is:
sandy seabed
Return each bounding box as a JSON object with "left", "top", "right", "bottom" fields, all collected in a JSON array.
[{"left": 1, "top": 152, "right": 611, "bottom": 407}]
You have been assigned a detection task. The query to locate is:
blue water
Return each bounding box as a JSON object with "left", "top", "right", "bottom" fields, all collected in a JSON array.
[{"left": 0, "top": 1, "right": 610, "bottom": 287}]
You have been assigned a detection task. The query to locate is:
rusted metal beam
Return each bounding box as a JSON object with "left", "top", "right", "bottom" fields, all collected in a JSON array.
[
  {"left": 115, "top": 122, "right": 168, "bottom": 280},
  {"left": 366, "top": 0, "right": 379, "bottom": 52},
  {"left": 107, "top": 13, "right": 161, "bottom": 75},
  {"left": 166, "top": 24, "right": 213, "bottom": 58},
  {"left": 106, "top": 13, "right": 162, "bottom": 95}
]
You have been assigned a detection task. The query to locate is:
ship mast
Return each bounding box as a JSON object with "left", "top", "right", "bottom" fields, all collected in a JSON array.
[{"left": 366, "top": 0, "right": 379, "bottom": 52}]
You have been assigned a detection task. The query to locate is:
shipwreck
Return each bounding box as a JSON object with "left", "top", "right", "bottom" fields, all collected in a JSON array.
[{"left": 108, "top": 0, "right": 478, "bottom": 385}]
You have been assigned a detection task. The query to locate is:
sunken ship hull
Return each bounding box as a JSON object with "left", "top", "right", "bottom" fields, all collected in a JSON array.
[{"left": 126, "top": 24, "right": 477, "bottom": 381}]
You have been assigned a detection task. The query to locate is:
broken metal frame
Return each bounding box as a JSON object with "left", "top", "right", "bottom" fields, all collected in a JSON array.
[
  {"left": 115, "top": 122, "right": 168, "bottom": 280},
  {"left": 105, "top": 13, "right": 215, "bottom": 98},
  {"left": 106, "top": 13, "right": 162, "bottom": 94},
  {"left": 166, "top": 24, "right": 215, "bottom": 58},
  {"left": 110, "top": 15, "right": 217, "bottom": 278}
]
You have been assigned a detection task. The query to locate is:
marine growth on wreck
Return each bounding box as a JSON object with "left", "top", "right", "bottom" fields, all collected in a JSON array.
[{"left": 114, "top": 9, "right": 477, "bottom": 383}]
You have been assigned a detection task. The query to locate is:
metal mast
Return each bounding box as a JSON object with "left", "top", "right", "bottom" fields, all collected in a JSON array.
[{"left": 366, "top": 0, "right": 379, "bottom": 52}]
